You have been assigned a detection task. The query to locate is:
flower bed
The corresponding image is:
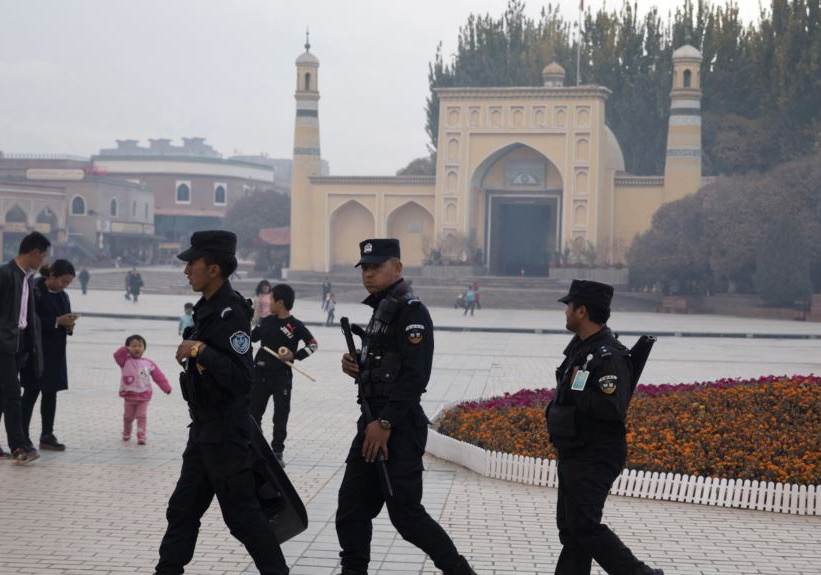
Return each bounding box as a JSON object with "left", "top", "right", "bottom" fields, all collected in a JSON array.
[{"left": 436, "top": 375, "right": 821, "bottom": 485}]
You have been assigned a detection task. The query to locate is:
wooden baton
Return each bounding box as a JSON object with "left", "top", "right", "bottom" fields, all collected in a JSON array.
[{"left": 263, "top": 345, "right": 317, "bottom": 382}]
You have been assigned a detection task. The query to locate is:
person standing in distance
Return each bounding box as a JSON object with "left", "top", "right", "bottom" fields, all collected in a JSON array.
[
  {"left": 0, "top": 231, "right": 50, "bottom": 464},
  {"left": 546, "top": 280, "right": 663, "bottom": 575},
  {"left": 336, "top": 238, "right": 476, "bottom": 575},
  {"left": 154, "top": 230, "right": 289, "bottom": 575},
  {"left": 78, "top": 267, "right": 90, "bottom": 295}
]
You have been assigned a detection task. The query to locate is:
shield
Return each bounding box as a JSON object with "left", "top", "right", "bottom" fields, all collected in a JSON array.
[{"left": 248, "top": 415, "right": 308, "bottom": 543}]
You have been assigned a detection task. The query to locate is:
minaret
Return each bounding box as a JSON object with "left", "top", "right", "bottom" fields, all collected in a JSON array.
[
  {"left": 289, "top": 31, "right": 322, "bottom": 272},
  {"left": 663, "top": 43, "right": 703, "bottom": 203}
]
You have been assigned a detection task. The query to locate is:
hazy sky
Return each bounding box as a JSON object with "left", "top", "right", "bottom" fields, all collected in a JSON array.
[{"left": 1, "top": 1, "right": 761, "bottom": 176}]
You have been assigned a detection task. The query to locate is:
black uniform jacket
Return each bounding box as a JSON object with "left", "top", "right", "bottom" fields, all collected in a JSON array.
[
  {"left": 251, "top": 315, "right": 317, "bottom": 375},
  {"left": 546, "top": 327, "right": 633, "bottom": 450},
  {"left": 360, "top": 278, "right": 434, "bottom": 429},
  {"left": 0, "top": 259, "right": 43, "bottom": 375},
  {"left": 183, "top": 281, "right": 254, "bottom": 410}
]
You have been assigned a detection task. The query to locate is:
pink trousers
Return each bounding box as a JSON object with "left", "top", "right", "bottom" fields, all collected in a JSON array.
[{"left": 123, "top": 399, "right": 149, "bottom": 441}]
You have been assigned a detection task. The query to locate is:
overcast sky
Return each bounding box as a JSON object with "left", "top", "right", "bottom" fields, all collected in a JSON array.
[{"left": 1, "top": 1, "right": 761, "bottom": 176}]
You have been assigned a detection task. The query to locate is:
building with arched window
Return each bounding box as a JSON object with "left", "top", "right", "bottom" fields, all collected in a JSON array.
[
  {"left": 289, "top": 43, "right": 706, "bottom": 276},
  {"left": 91, "top": 137, "right": 279, "bottom": 252},
  {"left": 0, "top": 157, "right": 155, "bottom": 262}
]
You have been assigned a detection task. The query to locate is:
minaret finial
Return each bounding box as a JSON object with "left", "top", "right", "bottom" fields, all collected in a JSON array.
[{"left": 305, "top": 28, "right": 311, "bottom": 52}]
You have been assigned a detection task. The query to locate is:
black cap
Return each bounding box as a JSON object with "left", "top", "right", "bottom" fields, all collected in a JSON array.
[
  {"left": 177, "top": 230, "right": 237, "bottom": 262},
  {"left": 355, "top": 238, "right": 401, "bottom": 267},
  {"left": 558, "top": 279, "right": 614, "bottom": 309}
]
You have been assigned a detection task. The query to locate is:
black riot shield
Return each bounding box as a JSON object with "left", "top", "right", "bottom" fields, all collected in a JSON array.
[{"left": 248, "top": 415, "right": 308, "bottom": 543}]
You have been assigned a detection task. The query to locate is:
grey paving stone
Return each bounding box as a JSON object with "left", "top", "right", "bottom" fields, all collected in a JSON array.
[{"left": 1, "top": 304, "right": 819, "bottom": 574}]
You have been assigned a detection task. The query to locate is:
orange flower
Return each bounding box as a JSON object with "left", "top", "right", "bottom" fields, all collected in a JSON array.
[{"left": 438, "top": 376, "right": 821, "bottom": 485}]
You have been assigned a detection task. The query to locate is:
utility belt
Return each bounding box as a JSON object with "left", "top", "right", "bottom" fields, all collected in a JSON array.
[
  {"left": 360, "top": 371, "right": 393, "bottom": 400},
  {"left": 179, "top": 368, "right": 231, "bottom": 410},
  {"left": 359, "top": 349, "right": 401, "bottom": 399},
  {"left": 360, "top": 365, "right": 400, "bottom": 401},
  {"left": 545, "top": 402, "right": 584, "bottom": 450},
  {"left": 546, "top": 402, "right": 626, "bottom": 450}
]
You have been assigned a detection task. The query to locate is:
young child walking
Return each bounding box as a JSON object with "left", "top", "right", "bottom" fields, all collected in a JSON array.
[
  {"left": 250, "top": 284, "right": 317, "bottom": 466},
  {"left": 114, "top": 334, "right": 171, "bottom": 444}
]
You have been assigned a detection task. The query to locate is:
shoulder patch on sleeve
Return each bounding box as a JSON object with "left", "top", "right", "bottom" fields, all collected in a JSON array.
[
  {"left": 598, "top": 374, "right": 618, "bottom": 394},
  {"left": 220, "top": 306, "right": 234, "bottom": 319},
  {"left": 229, "top": 331, "right": 251, "bottom": 354},
  {"left": 407, "top": 297, "right": 421, "bottom": 306},
  {"left": 405, "top": 323, "right": 425, "bottom": 344}
]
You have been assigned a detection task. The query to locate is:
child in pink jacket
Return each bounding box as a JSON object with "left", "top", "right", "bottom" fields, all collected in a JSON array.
[{"left": 114, "top": 334, "right": 171, "bottom": 444}]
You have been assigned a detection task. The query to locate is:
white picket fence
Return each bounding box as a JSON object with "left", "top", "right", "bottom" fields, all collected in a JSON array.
[{"left": 426, "top": 426, "right": 821, "bottom": 516}]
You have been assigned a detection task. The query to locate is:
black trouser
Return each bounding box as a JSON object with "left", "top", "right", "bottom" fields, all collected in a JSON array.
[
  {"left": 22, "top": 387, "right": 57, "bottom": 440},
  {"left": 156, "top": 407, "right": 288, "bottom": 575},
  {"left": 335, "top": 408, "right": 471, "bottom": 575},
  {"left": 249, "top": 369, "right": 292, "bottom": 453},
  {"left": 0, "top": 333, "right": 31, "bottom": 452},
  {"left": 555, "top": 440, "right": 654, "bottom": 575}
]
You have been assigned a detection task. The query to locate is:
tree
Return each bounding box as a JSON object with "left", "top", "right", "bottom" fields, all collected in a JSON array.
[
  {"left": 753, "top": 216, "right": 813, "bottom": 306},
  {"left": 627, "top": 193, "right": 712, "bottom": 292},
  {"left": 425, "top": 0, "right": 821, "bottom": 177},
  {"left": 396, "top": 155, "right": 436, "bottom": 175},
  {"left": 222, "top": 187, "right": 290, "bottom": 255},
  {"left": 628, "top": 155, "right": 821, "bottom": 297}
]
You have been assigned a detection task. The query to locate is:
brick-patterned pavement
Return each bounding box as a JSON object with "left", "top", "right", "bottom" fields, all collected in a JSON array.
[{"left": 1, "top": 290, "right": 819, "bottom": 574}]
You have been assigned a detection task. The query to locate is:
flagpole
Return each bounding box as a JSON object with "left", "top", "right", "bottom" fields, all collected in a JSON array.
[{"left": 577, "top": 0, "right": 583, "bottom": 86}]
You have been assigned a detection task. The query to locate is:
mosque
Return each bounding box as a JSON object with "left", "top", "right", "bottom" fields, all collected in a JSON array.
[{"left": 288, "top": 39, "right": 705, "bottom": 276}]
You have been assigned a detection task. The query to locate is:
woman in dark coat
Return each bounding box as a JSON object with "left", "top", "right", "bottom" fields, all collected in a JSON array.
[{"left": 21, "top": 259, "right": 77, "bottom": 451}]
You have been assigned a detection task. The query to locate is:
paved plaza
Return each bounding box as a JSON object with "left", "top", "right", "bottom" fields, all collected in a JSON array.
[{"left": 1, "top": 287, "right": 820, "bottom": 574}]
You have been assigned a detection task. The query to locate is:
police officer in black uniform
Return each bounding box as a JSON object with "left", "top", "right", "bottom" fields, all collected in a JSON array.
[
  {"left": 155, "top": 230, "right": 289, "bottom": 575},
  {"left": 336, "top": 238, "right": 476, "bottom": 575},
  {"left": 546, "top": 280, "right": 663, "bottom": 575}
]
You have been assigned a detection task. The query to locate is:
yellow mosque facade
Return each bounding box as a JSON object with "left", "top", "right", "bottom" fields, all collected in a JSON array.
[{"left": 289, "top": 41, "right": 705, "bottom": 276}]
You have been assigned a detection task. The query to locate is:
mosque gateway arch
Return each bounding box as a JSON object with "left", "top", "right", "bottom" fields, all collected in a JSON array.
[
  {"left": 469, "top": 143, "right": 562, "bottom": 276},
  {"left": 288, "top": 45, "right": 704, "bottom": 275}
]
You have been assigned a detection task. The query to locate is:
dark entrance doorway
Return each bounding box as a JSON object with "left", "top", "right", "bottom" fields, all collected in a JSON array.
[{"left": 487, "top": 195, "right": 558, "bottom": 276}]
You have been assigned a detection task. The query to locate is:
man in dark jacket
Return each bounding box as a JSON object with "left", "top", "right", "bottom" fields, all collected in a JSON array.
[
  {"left": 546, "top": 280, "right": 663, "bottom": 575},
  {"left": 0, "top": 231, "right": 49, "bottom": 464},
  {"left": 336, "top": 238, "right": 476, "bottom": 575},
  {"left": 154, "top": 230, "right": 288, "bottom": 575}
]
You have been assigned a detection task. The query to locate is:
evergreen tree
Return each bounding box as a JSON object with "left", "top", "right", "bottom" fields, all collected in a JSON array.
[{"left": 424, "top": 0, "right": 821, "bottom": 176}]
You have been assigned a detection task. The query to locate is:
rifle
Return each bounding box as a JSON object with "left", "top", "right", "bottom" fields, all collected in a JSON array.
[
  {"left": 340, "top": 316, "right": 394, "bottom": 498},
  {"left": 629, "top": 335, "right": 657, "bottom": 392}
]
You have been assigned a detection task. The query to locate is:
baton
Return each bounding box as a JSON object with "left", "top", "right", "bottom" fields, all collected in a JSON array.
[
  {"left": 340, "top": 317, "right": 394, "bottom": 498},
  {"left": 263, "top": 345, "right": 317, "bottom": 382}
]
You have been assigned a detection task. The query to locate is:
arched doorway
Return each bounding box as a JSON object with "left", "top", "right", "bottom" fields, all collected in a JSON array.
[
  {"left": 330, "top": 200, "right": 375, "bottom": 269},
  {"left": 386, "top": 201, "right": 434, "bottom": 268},
  {"left": 3, "top": 205, "right": 30, "bottom": 260},
  {"left": 470, "top": 144, "right": 563, "bottom": 276}
]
